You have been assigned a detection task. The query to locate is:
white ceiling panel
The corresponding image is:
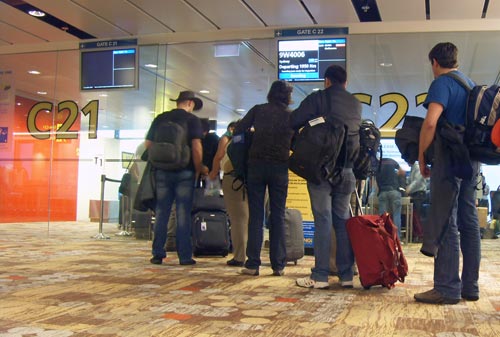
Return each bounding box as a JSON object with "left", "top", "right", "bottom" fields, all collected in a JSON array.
[
  {"left": 26, "top": 0, "right": 129, "bottom": 38},
  {"left": 431, "top": 1, "right": 484, "bottom": 20},
  {"left": 301, "top": 0, "right": 359, "bottom": 25},
  {"left": 129, "top": 0, "right": 216, "bottom": 32},
  {"left": 485, "top": 0, "right": 500, "bottom": 19},
  {"left": 0, "top": 21, "right": 46, "bottom": 45},
  {"left": 72, "top": 0, "right": 172, "bottom": 35},
  {"left": 0, "top": 2, "right": 79, "bottom": 43},
  {"left": 376, "top": 0, "right": 426, "bottom": 21},
  {"left": 187, "top": 0, "right": 264, "bottom": 28},
  {"left": 245, "top": 0, "right": 313, "bottom": 26}
]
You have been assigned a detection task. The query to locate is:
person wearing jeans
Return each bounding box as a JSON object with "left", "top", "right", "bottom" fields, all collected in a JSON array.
[
  {"left": 234, "top": 80, "right": 294, "bottom": 276},
  {"left": 291, "top": 65, "right": 361, "bottom": 289},
  {"left": 145, "top": 90, "right": 207, "bottom": 266},
  {"left": 415, "top": 42, "right": 481, "bottom": 304},
  {"left": 307, "top": 169, "right": 356, "bottom": 286},
  {"left": 376, "top": 157, "right": 405, "bottom": 239}
]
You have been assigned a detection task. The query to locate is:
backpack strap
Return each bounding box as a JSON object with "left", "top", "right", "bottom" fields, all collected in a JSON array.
[{"left": 443, "top": 71, "right": 472, "bottom": 92}]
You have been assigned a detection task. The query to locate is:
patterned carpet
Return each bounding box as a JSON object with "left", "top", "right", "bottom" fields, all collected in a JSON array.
[{"left": 0, "top": 222, "right": 499, "bottom": 337}]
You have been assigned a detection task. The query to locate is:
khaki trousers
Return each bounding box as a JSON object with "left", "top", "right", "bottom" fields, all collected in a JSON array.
[{"left": 222, "top": 175, "right": 249, "bottom": 262}]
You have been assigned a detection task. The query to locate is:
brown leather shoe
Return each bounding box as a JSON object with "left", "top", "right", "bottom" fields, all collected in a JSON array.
[{"left": 414, "top": 289, "right": 460, "bottom": 304}]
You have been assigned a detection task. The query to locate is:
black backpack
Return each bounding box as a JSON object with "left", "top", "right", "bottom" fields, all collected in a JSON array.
[
  {"left": 353, "top": 119, "right": 382, "bottom": 180},
  {"left": 444, "top": 72, "right": 500, "bottom": 165},
  {"left": 148, "top": 119, "right": 190, "bottom": 170},
  {"left": 289, "top": 116, "right": 347, "bottom": 184},
  {"left": 226, "top": 131, "right": 253, "bottom": 190}
]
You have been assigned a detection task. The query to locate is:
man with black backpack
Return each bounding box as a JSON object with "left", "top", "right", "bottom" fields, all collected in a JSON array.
[
  {"left": 414, "top": 42, "right": 481, "bottom": 304},
  {"left": 145, "top": 90, "right": 207, "bottom": 266},
  {"left": 291, "top": 65, "right": 361, "bottom": 289}
]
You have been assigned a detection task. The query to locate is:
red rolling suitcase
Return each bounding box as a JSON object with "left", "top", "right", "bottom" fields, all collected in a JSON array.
[{"left": 346, "top": 213, "right": 408, "bottom": 289}]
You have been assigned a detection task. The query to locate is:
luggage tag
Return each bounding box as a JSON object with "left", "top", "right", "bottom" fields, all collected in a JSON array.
[
  {"left": 201, "top": 221, "right": 207, "bottom": 231},
  {"left": 308, "top": 116, "right": 325, "bottom": 126}
]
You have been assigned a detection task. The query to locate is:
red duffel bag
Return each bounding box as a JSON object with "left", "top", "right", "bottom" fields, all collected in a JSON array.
[{"left": 346, "top": 213, "right": 408, "bottom": 289}]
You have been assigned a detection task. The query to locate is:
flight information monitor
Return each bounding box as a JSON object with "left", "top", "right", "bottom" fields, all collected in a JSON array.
[{"left": 277, "top": 38, "right": 346, "bottom": 82}]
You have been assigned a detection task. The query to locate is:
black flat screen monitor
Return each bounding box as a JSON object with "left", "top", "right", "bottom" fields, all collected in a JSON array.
[
  {"left": 277, "top": 37, "right": 346, "bottom": 82},
  {"left": 81, "top": 47, "right": 138, "bottom": 90}
]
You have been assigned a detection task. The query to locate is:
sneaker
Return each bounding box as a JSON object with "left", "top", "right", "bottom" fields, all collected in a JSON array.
[
  {"left": 296, "top": 276, "right": 329, "bottom": 289},
  {"left": 226, "top": 259, "right": 244, "bottom": 267},
  {"left": 414, "top": 289, "right": 460, "bottom": 304},
  {"left": 461, "top": 293, "right": 479, "bottom": 301},
  {"left": 150, "top": 256, "right": 163, "bottom": 265},
  {"left": 179, "top": 259, "right": 196, "bottom": 265},
  {"left": 239, "top": 268, "right": 259, "bottom": 276},
  {"left": 272, "top": 269, "right": 285, "bottom": 276},
  {"left": 340, "top": 280, "right": 354, "bottom": 288}
]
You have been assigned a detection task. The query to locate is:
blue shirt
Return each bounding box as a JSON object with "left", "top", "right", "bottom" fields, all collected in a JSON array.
[{"left": 423, "top": 70, "right": 475, "bottom": 125}]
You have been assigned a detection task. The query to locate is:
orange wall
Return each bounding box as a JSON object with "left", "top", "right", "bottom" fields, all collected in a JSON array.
[{"left": 0, "top": 96, "right": 80, "bottom": 222}]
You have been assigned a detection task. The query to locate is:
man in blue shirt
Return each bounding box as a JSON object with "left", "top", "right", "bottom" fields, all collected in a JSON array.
[{"left": 415, "top": 42, "right": 481, "bottom": 304}]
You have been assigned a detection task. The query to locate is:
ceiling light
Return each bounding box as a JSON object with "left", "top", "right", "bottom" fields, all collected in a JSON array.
[
  {"left": 28, "top": 10, "right": 45, "bottom": 17},
  {"left": 144, "top": 64, "right": 158, "bottom": 68},
  {"left": 37, "top": 91, "right": 47, "bottom": 95},
  {"left": 199, "top": 90, "right": 210, "bottom": 94},
  {"left": 99, "top": 94, "right": 108, "bottom": 97},
  {"left": 379, "top": 62, "right": 393, "bottom": 67},
  {"left": 235, "top": 109, "right": 246, "bottom": 113},
  {"left": 28, "top": 70, "right": 41, "bottom": 75},
  {"left": 312, "top": 88, "right": 321, "bottom": 91}
]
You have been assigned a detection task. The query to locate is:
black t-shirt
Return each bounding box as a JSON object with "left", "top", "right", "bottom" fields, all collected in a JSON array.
[{"left": 145, "top": 109, "right": 203, "bottom": 171}]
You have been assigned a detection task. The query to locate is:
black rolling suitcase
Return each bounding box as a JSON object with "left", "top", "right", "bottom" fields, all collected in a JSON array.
[
  {"left": 284, "top": 208, "right": 304, "bottom": 264},
  {"left": 191, "top": 186, "right": 230, "bottom": 257}
]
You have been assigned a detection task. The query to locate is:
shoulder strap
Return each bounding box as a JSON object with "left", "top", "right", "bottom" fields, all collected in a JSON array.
[{"left": 443, "top": 72, "right": 472, "bottom": 92}]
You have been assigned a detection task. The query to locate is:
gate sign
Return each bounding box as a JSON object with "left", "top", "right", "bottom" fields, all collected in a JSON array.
[{"left": 275, "top": 27, "right": 348, "bottom": 37}]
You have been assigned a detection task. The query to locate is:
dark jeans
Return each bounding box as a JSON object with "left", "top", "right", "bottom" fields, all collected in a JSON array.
[
  {"left": 152, "top": 169, "right": 195, "bottom": 263},
  {"left": 245, "top": 161, "right": 288, "bottom": 271}
]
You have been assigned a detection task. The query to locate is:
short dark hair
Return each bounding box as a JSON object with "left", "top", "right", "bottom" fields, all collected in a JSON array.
[
  {"left": 267, "top": 80, "right": 293, "bottom": 105},
  {"left": 324, "top": 65, "right": 347, "bottom": 85},
  {"left": 428, "top": 42, "right": 458, "bottom": 69}
]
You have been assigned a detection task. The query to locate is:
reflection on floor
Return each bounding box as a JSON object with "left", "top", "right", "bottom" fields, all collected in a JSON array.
[{"left": 0, "top": 222, "right": 499, "bottom": 337}]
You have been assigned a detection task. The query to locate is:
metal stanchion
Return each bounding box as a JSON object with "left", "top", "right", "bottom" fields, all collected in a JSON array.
[
  {"left": 116, "top": 194, "right": 132, "bottom": 236},
  {"left": 92, "top": 174, "right": 123, "bottom": 240}
]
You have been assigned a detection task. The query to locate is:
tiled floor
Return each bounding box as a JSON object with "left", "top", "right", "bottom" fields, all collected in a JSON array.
[{"left": 0, "top": 221, "right": 498, "bottom": 337}]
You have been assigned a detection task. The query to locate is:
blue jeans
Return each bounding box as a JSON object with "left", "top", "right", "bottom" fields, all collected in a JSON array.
[
  {"left": 152, "top": 169, "right": 195, "bottom": 263},
  {"left": 307, "top": 168, "right": 356, "bottom": 282},
  {"left": 245, "top": 161, "right": 288, "bottom": 271},
  {"left": 378, "top": 190, "right": 402, "bottom": 238},
  {"left": 434, "top": 160, "right": 481, "bottom": 299}
]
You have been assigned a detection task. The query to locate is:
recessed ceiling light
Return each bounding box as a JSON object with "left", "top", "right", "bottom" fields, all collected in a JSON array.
[
  {"left": 144, "top": 64, "right": 158, "bottom": 68},
  {"left": 235, "top": 109, "right": 246, "bottom": 113},
  {"left": 199, "top": 90, "right": 210, "bottom": 94},
  {"left": 28, "top": 10, "right": 45, "bottom": 17},
  {"left": 28, "top": 70, "right": 41, "bottom": 75},
  {"left": 37, "top": 91, "right": 47, "bottom": 95},
  {"left": 379, "top": 62, "right": 393, "bottom": 67},
  {"left": 16, "top": 102, "right": 22, "bottom": 106}
]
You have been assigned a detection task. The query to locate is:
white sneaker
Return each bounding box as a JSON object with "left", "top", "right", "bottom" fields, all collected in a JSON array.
[
  {"left": 296, "top": 276, "right": 329, "bottom": 289},
  {"left": 341, "top": 280, "right": 354, "bottom": 288}
]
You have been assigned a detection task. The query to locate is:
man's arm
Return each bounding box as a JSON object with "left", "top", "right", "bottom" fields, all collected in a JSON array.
[
  {"left": 191, "top": 138, "right": 207, "bottom": 176},
  {"left": 290, "top": 94, "right": 318, "bottom": 130},
  {"left": 418, "top": 102, "right": 443, "bottom": 177}
]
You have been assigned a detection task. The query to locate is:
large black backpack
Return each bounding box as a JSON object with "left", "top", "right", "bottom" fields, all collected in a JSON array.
[
  {"left": 148, "top": 118, "right": 190, "bottom": 170},
  {"left": 444, "top": 72, "right": 500, "bottom": 165},
  {"left": 289, "top": 116, "right": 347, "bottom": 184},
  {"left": 226, "top": 131, "right": 253, "bottom": 190},
  {"left": 353, "top": 119, "right": 382, "bottom": 180}
]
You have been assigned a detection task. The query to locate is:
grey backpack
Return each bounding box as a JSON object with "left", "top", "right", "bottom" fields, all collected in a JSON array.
[{"left": 149, "top": 120, "right": 190, "bottom": 170}]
